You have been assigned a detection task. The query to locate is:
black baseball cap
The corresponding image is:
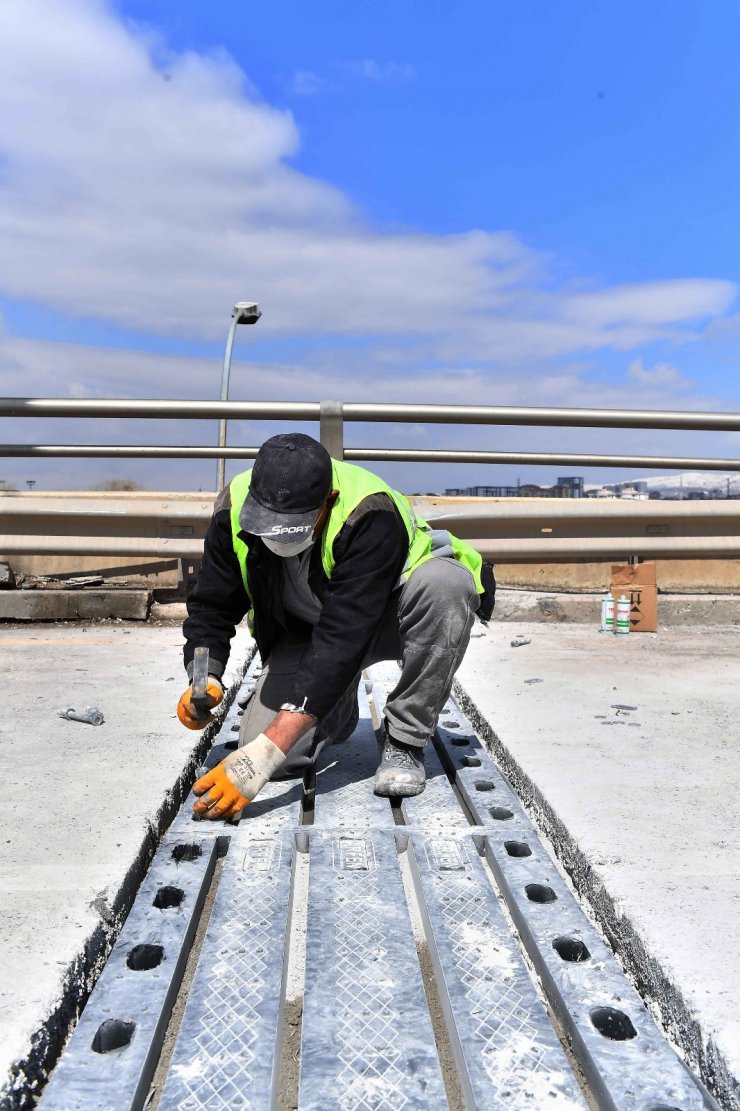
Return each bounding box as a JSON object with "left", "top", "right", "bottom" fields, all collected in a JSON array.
[{"left": 238, "top": 433, "right": 333, "bottom": 542}]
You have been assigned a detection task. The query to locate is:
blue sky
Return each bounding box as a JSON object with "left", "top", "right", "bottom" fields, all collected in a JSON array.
[{"left": 1, "top": 0, "right": 739, "bottom": 491}]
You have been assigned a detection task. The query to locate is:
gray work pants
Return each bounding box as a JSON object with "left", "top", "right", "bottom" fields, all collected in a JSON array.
[{"left": 239, "top": 556, "right": 479, "bottom": 775}]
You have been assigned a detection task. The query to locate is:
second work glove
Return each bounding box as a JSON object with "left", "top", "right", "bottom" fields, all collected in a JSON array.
[
  {"left": 177, "top": 676, "right": 224, "bottom": 730},
  {"left": 192, "top": 733, "right": 287, "bottom": 820}
]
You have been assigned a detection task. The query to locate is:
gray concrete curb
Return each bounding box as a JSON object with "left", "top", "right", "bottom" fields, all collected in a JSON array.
[
  {"left": 2, "top": 589, "right": 738, "bottom": 626},
  {"left": 0, "top": 590, "right": 150, "bottom": 622},
  {"left": 494, "top": 589, "right": 740, "bottom": 625}
]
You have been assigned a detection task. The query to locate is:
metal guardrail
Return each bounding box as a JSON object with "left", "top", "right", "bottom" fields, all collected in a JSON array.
[
  {"left": 1, "top": 397, "right": 738, "bottom": 562},
  {"left": 2, "top": 397, "right": 740, "bottom": 476},
  {"left": 1, "top": 493, "right": 738, "bottom": 562}
]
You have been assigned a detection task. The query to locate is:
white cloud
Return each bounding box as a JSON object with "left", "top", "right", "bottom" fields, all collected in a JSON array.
[
  {"left": 563, "top": 280, "right": 735, "bottom": 329},
  {"left": 0, "top": 0, "right": 735, "bottom": 361},
  {"left": 341, "top": 60, "right": 417, "bottom": 84},
  {"left": 290, "top": 70, "right": 327, "bottom": 96},
  {"left": 627, "top": 357, "right": 692, "bottom": 390}
]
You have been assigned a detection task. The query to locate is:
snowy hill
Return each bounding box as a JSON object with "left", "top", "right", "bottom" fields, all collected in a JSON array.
[{"left": 586, "top": 471, "right": 740, "bottom": 497}]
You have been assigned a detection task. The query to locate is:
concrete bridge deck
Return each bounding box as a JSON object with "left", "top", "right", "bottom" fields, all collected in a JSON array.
[{"left": 0, "top": 619, "right": 737, "bottom": 1109}]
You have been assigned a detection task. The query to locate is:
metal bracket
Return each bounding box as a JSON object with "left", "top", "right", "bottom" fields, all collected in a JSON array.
[{"left": 319, "top": 400, "right": 344, "bottom": 460}]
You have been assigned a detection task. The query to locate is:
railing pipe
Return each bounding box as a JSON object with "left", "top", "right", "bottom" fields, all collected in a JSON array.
[
  {"left": 0, "top": 399, "right": 320, "bottom": 419},
  {"left": 346, "top": 449, "right": 740, "bottom": 471},
  {"left": 1, "top": 445, "right": 740, "bottom": 473},
  {"left": 2, "top": 398, "right": 740, "bottom": 432},
  {"left": 341, "top": 402, "right": 740, "bottom": 431}
]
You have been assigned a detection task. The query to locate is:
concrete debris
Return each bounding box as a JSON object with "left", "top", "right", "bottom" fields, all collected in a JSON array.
[
  {"left": 0, "top": 564, "right": 16, "bottom": 590},
  {"left": 58, "top": 706, "right": 105, "bottom": 726},
  {"left": 510, "top": 636, "right": 531, "bottom": 648},
  {"left": 62, "top": 576, "right": 105, "bottom": 589}
]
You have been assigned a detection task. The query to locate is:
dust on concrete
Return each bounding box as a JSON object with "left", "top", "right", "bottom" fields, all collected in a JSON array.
[{"left": 0, "top": 622, "right": 252, "bottom": 1108}]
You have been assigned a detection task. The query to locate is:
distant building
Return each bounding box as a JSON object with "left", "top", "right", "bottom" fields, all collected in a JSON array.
[{"left": 445, "top": 476, "right": 584, "bottom": 499}]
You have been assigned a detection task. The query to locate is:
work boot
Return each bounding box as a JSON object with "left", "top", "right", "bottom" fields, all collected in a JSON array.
[{"left": 374, "top": 729, "right": 426, "bottom": 797}]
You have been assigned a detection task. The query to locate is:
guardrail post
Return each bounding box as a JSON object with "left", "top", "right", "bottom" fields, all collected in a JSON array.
[{"left": 320, "top": 400, "right": 344, "bottom": 460}]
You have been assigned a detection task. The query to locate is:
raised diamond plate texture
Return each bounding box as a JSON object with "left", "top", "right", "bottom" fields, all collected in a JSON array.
[
  {"left": 160, "top": 832, "right": 295, "bottom": 1110},
  {"left": 299, "top": 831, "right": 447, "bottom": 1111}
]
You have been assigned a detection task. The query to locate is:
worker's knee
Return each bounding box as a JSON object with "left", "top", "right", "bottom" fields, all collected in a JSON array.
[{"left": 399, "top": 557, "right": 479, "bottom": 646}]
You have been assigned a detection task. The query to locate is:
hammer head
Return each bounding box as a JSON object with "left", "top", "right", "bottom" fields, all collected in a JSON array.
[{"left": 191, "top": 646, "right": 212, "bottom": 719}]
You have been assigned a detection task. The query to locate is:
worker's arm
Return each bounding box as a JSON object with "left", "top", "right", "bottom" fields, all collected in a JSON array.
[
  {"left": 183, "top": 488, "right": 249, "bottom": 683},
  {"left": 192, "top": 709, "right": 314, "bottom": 819}
]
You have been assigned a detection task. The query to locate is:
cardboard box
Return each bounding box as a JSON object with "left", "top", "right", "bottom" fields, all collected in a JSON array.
[{"left": 611, "top": 562, "right": 658, "bottom": 632}]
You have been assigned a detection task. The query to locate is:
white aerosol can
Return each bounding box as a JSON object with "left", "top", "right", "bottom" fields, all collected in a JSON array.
[
  {"left": 615, "top": 594, "right": 631, "bottom": 635},
  {"left": 601, "top": 592, "right": 614, "bottom": 632}
]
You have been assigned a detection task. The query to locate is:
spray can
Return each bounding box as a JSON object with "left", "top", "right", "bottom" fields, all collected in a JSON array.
[
  {"left": 615, "top": 594, "right": 630, "bottom": 635},
  {"left": 601, "top": 592, "right": 614, "bottom": 632}
]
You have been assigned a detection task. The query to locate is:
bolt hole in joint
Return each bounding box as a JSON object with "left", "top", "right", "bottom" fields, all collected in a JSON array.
[
  {"left": 552, "top": 936, "right": 591, "bottom": 963},
  {"left": 525, "top": 883, "right": 558, "bottom": 903},
  {"left": 473, "top": 780, "right": 495, "bottom": 792},
  {"left": 504, "top": 840, "right": 532, "bottom": 858},
  {"left": 461, "top": 755, "right": 481, "bottom": 767},
  {"left": 126, "top": 943, "right": 165, "bottom": 971},
  {"left": 489, "top": 806, "right": 514, "bottom": 821},
  {"left": 171, "top": 843, "right": 202, "bottom": 863},
  {"left": 152, "top": 885, "right": 185, "bottom": 910},
  {"left": 91, "top": 1018, "right": 136, "bottom": 1055},
  {"left": 450, "top": 738, "right": 470, "bottom": 747},
  {"left": 590, "top": 1006, "right": 638, "bottom": 1041}
]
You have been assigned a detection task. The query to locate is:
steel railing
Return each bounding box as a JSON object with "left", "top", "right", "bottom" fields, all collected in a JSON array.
[{"left": 1, "top": 397, "right": 739, "bottom": 563}]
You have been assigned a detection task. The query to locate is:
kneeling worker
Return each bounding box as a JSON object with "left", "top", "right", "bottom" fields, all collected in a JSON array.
[{"left": 178, "top": 433, "right": 495, "bottom": 820}]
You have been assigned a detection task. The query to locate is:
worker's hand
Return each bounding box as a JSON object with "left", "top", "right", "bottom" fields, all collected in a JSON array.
[
  {"left": 192, "top": 733, "right": 287, "bottom": 820},
  {"left": 177, "top": 676, "right": 224, "bottom": 730}
]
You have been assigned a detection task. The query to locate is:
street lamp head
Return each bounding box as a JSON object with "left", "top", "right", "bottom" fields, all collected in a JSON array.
[{"left": 233, "top": 301, "right": 261, "bottom": 325}]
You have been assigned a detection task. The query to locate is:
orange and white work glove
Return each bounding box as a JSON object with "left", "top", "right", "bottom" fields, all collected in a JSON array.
[
  {"left": 192, "top": 733, "right": 286, "bottom": 820},
  {"left": 177, "top": 676, "right": 224, "bottom": 730}
]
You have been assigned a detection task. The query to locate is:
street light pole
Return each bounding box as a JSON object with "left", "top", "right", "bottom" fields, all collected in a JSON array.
[{"left": 216, "top": 301, "right": 262, "bottom": 491}]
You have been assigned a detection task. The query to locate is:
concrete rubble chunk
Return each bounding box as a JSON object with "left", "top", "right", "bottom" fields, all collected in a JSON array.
[{"left": 0, "top": 563, "right": 16, "bottom": 589}]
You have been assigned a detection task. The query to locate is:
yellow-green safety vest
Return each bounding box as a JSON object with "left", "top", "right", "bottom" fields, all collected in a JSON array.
[{"left": 229, "top": 459, "right": 484, "bottom": 602}]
